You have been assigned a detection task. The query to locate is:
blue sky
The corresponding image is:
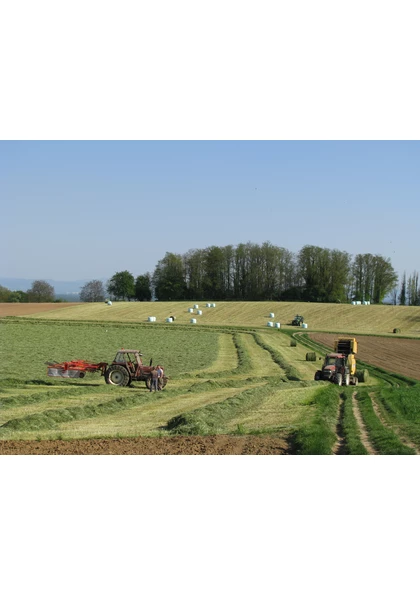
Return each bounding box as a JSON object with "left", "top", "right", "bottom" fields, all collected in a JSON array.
[{"left": 2, "top": 140, "right": 419, "bottom": 283}]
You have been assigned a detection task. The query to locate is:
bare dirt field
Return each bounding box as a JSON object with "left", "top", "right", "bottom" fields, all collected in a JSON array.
[
  {"left": 0, "top": 303, "right": 81, "bottom": 317},
  {"left": 0, "top": 435, "right": 287, "bottom": 455},
  {"left": 310, "top": 333, "right": 420, "bottom": 381}
]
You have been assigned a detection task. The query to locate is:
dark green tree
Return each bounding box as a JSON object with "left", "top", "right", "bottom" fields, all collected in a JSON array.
[
  {"left": 152, "top": 253, "right": 187, "bottom": 300},
  {"left": 135, "top": 274, "right": 152, "bottom": 301},
  {"left": 7, "top": 290, "right": 28, "bottom": 303},
  {"left": 0, "top": 285, "right": 11, "bottom": 302},
  {"left": 399, "top": 272, "right": 407, "bottom": 305},
  {"left": 107, "top": 271, "right": 135, "bottom": 301},
  {"left": 203, "top": 246, "right": 226, "bottom": 299},
  {"left": 372, "top": 256, "right": 398, "bottom": 304},
  {"left": 407, "top": 272, "right": 420, "bottom": 306}
]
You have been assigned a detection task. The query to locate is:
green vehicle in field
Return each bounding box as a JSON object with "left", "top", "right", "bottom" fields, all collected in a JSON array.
[{"left": 291, "top": 314, "right": 304, "bottom": 326}]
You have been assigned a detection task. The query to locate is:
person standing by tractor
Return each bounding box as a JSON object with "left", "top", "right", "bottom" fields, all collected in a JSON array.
[
  {"left": 156, "top": 365, "right": 164, "bottom": 390},
  {"left": 150, "top": 368, "right": 159, "bottom": 392}
]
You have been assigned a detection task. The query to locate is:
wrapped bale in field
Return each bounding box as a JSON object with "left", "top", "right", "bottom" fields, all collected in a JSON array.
[
  {"left": 290, "top": 340, "right": 297, "bottom": 347},
  {"left": 306, "top": 352, "right": 317, "bottom": 361}
]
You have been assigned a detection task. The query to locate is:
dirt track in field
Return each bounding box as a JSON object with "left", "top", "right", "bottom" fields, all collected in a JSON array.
[
  {"left": 0, "top": 303, "right": 81, "bottom": 317},
  {"left": 0, "top": 435, "right": 288, "bottom": 455},
  {"left": 310, "top": 333, "right": 420, "bottom": 381}
]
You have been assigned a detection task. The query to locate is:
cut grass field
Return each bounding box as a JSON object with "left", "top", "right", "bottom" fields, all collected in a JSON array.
[
  {"left": 7, "top": 299, "right": 420, "bottom": 336},
  {"left": 1, "top": 302, "right": 420, "bottom": 454}
]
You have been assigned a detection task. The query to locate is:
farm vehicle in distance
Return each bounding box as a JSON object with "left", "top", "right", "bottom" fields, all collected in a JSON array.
[
  {"left": 314, "top": 337, "right": 358, "bottom": 387},
  {"left": 46, "top": 349, "right": 168, "bottom": 389},
  {"left": 291, "top": 315, "right": 305, "bottom": 326}
]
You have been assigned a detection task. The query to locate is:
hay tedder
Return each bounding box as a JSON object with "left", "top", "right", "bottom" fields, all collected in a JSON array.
[{"left": 46, "top": 349, "right": 168, "bottom": 389}]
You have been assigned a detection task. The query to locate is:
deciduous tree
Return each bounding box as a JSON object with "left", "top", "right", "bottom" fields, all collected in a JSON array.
[
  {"left": 107, "top": 271, "right": 135, "bottom": 301},
  {"left": 27, "top": 280, "right": 55, "bottom": 302},
  {"left": 135, "top": 274, "right": 152, "bottom": 301},
  {"left": 80, "top": 280, "right": 105, "bottom": 302}
]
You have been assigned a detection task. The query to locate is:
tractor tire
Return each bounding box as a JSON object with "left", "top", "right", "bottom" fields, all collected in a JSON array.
[
  {"left": 345, "top": 374, "right": 350, "bottom": 386},
  {"left": 314, "top": 370, "right": 322, "bottom": 381},
  {"left": 159, "top": 377, "right": 168, "bottom": 390},
  {"left": 334, "top": 373, "right": 343, "bottom": 386},
  {"left": 145, "top": 378, "right": 151, "bottom": 390},
  {"left": 105, "top": 365, "right": 131, "bottom": 387}
]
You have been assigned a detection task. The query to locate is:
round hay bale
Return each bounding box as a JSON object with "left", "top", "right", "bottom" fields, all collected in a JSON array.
[
  {"left": 393, "top": 328, "right": 401, "bottom": 334},
  {"left": 290, "top": 339, "right": 297, "bottom": 347},
  {"left": 306, "top": 352, "right": 316, "bottom": 361},
  {"left": 356, "top": 369, "right": 369, "bottom": 383}
]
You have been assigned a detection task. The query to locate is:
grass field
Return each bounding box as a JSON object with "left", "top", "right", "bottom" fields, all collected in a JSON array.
[
  {"left": 2, "top": 301, "right": 420, "bottom": 454},
  {"left": 7, "top": 299, "right": 420, "bottom": 336}
]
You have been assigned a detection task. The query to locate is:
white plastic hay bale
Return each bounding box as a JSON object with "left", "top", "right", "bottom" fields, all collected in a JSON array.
[
  {"left": 363, "top": 301, "right": 370, "bottom": 305},
  {"left": 267, "top": 321, "right": 274, "bottom": 327},
  {"left": 206, "top": 303, "right": 211, "bottom": 307},
  {"left": 190, "top": 318, "right": 197, "bottom": 324},
  {"left": 356, "top": 301, "right": 361, "bottom": 305},
  {"left": 188, "top": 308, "right": 194, "bottom": 313},
  {"left": 269, "top": 313, "right": 275, "bottom": 318},
  {"left": 194, "top": 304, "right": 199, "bottom": 309},
  {"left": 166, "top": 317, "right": 173, "bottom": 323},
  {"left": 302, "top": 323, "right": 308, "bottom": 329},
  {"left": 197, "top": 310, "right": 202, "bottom": 315},
  {"left": 275, "top": 322, "right": 281, "bottom": 329},
  {"left": 212, "top": 303, "right": 216, "bottom": 307},
  {"left": 148, "top": 316, "right": 156, "bottom": 322},
  {"left": 107, "top": 301, "right": 112, "bottom": 306},
  {"left": 351, "top": 301, "right": 357, "bottom": 305}
]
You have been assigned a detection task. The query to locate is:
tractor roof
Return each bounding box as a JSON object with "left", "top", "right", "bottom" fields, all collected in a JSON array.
[{"left": 118, "top": 349, "right": 143, "bottom": 354}]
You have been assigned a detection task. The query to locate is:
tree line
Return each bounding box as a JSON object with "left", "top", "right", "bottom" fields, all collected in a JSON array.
[{"left": 2, "top": 242, "right": 418, "bottom": 305}]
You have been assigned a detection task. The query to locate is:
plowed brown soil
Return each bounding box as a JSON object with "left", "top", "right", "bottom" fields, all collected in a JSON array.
[
  {"left": 310, "top": 333, "right": 420, "bottom": 381},
  {"left": 0, "top": 435, "right": 288, "bottom": 455},
  {"left": 0, "top": 303, "right": 81, "bottom": 317}
]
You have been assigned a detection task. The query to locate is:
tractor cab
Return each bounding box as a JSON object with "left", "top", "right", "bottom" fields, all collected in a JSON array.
[
  {"left": 114, "top": 349, "right": 143, "bottom": 366},
  {"left": 319, "top": 352, "right": 346, "bottom": 380},
  {"left": 291, "top": 315, "right": 304, "bottom": 326}
]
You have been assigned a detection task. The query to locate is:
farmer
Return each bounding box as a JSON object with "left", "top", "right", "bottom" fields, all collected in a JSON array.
[
  {"left": 156, "top": 365, "right": 164, "bottom": 390},
  {"left": 150, "top": 368, "right": 159, "bottom": 392}
]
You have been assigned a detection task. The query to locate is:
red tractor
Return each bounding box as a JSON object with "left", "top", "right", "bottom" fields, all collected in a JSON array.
[
  {"left": 46, "top": 349, "right": 168, "bottom": 389},
  {"left": 105, "top": 349, "right": 168, "bottom": 389}
]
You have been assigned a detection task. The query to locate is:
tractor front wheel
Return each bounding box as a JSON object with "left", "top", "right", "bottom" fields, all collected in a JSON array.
[
  {"left": 105, "top": 365, "right": 131, "bottom": 387},
  {"left": 334, "top": 373, "right": 343, "bottom": 386}
]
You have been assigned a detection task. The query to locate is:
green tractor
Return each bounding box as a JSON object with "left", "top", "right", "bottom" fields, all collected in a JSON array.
[{"left": 291, "top": 314, "right": 304, "bottom": 326}]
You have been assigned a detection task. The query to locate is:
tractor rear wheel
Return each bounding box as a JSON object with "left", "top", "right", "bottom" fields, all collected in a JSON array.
[
  {"left": 105, "top": 365, "right": 131, "bottom": 387},
  {"left": 334, "top": 373, "right": 343, "bottom": 386},
  {"left": 345, "top": 374, "right": 350, "bottom": 386}
]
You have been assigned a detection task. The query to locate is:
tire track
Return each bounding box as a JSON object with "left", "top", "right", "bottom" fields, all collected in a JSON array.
[
  {"left": 333, "top": 393, "right": 346, "bottom": 455},
  {"left": 370, "top": 393, "right": 420, "bottom": 455},
  {"left": 352, "top": 391, "right": 377, "bottom": 455}
]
